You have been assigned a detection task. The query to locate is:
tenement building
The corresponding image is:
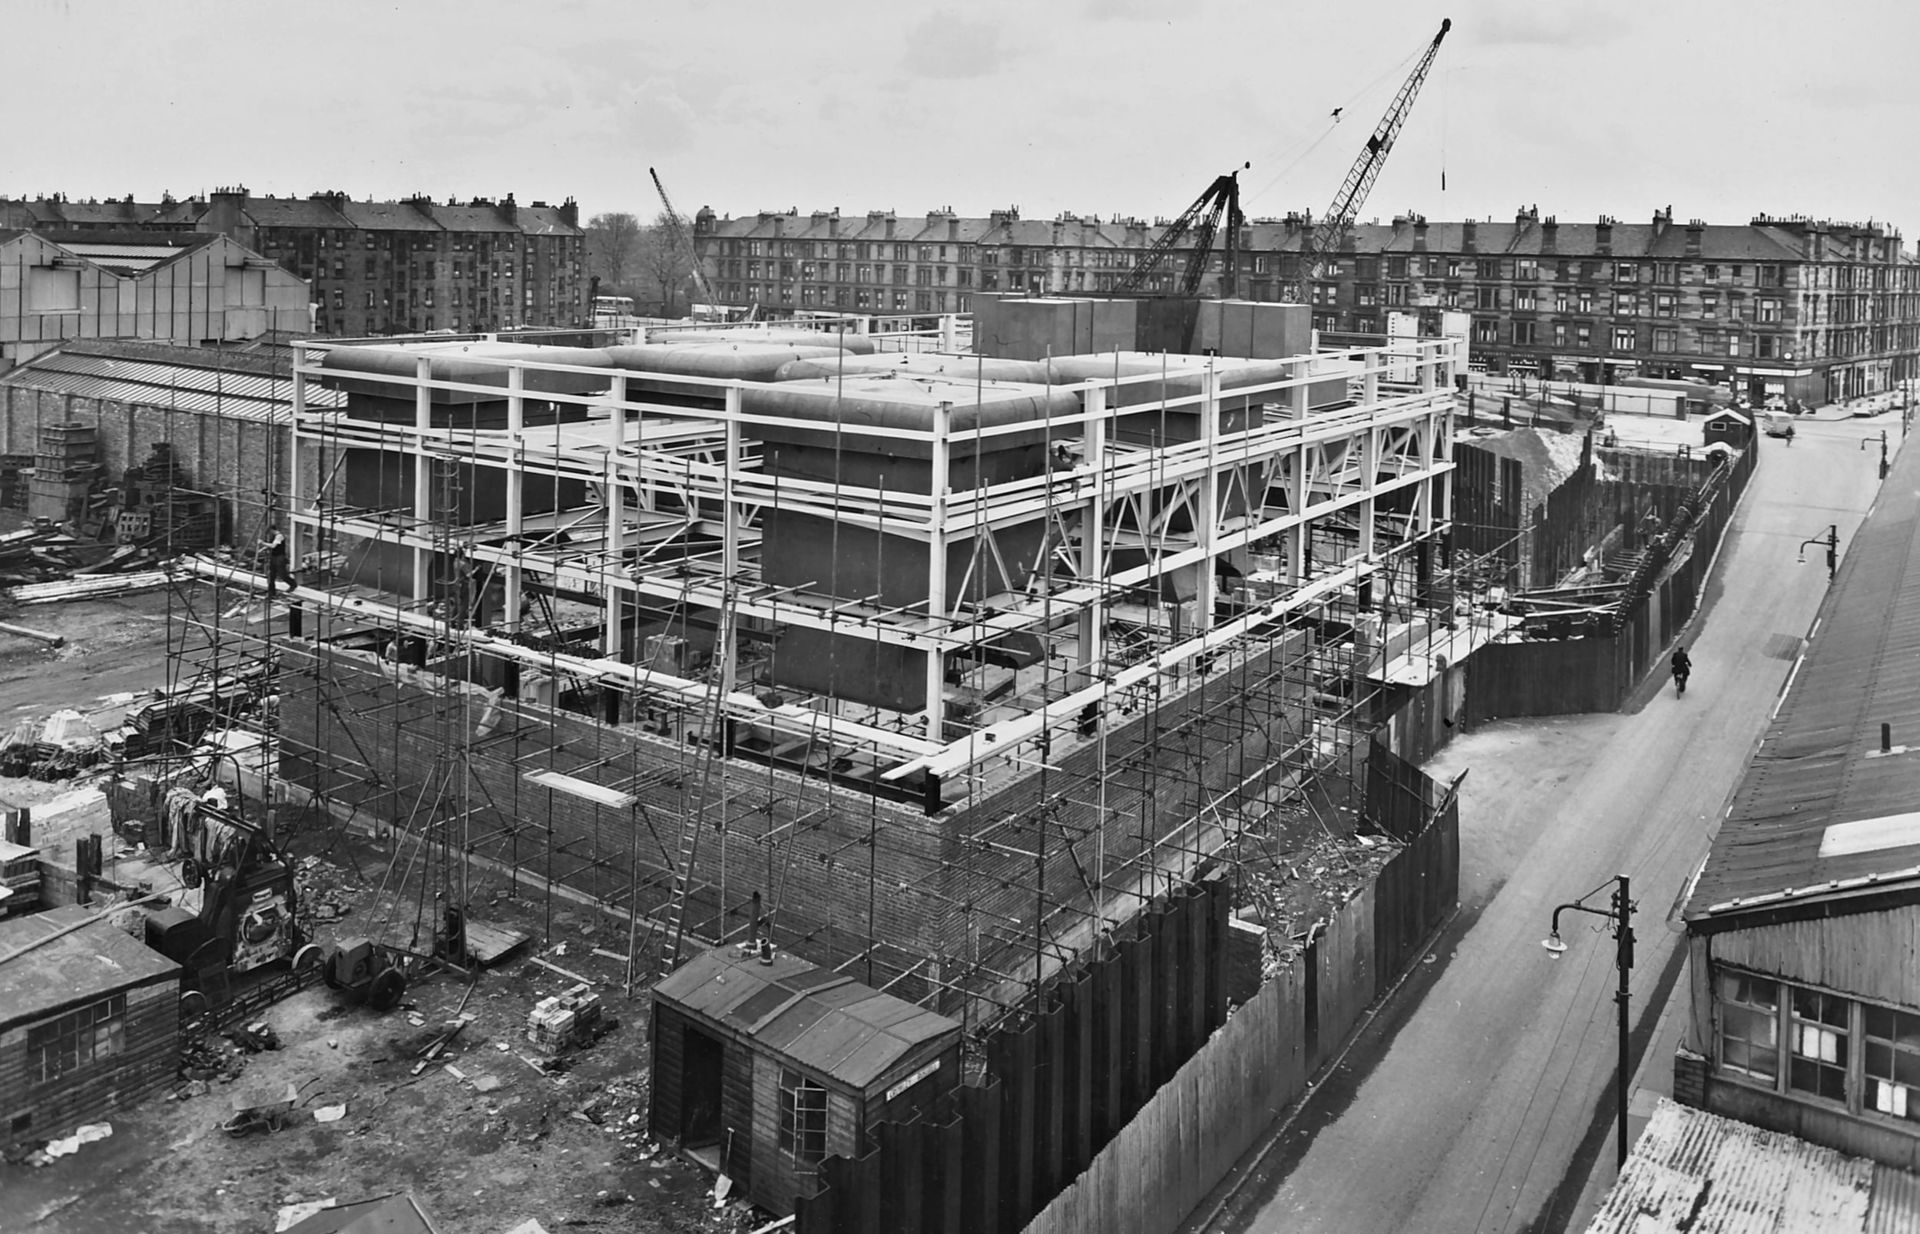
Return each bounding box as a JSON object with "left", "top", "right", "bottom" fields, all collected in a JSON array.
[
  {"left": 0, "top": 188, "right": 588, "bottom": 337},
  {"left": 693, "top": 205, "right": 1919, "bottom": 405}
]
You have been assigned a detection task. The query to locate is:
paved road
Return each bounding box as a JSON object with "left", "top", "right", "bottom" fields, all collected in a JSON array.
[{"left": 1199, "top": 409, "right": 1898, "bottom": 1234}]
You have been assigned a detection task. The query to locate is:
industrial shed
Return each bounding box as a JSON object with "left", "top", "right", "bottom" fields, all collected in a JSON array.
[
  {"left": 651, "top": 947, "right": 962, "bottom": 1215},
  {"left": 0, "top": 905, "right": 182, "bottom": 1149},
  {"left": 1675, "top": 431, "right": 1920, "bottom": 1171}
]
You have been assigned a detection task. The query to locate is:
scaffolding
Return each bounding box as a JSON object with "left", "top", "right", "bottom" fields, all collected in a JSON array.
[{"left": 152, "top": 317, "right": 1464, "bottom": 1030}]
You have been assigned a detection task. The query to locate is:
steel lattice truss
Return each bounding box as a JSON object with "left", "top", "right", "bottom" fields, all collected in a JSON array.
[{"left": 279, "top": 336, "right": 1460, "bottom": 791}]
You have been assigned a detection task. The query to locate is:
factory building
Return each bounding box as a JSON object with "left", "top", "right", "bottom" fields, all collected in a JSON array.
[
  {"left": 0, "top": 229, "right": 311, "bottom": 369},
  {"left": 1673, "top": 427, "right": 1920, "bottom": 1170},
  {"left": 0, "top": 187, "right": 589, "bottom": 338}
]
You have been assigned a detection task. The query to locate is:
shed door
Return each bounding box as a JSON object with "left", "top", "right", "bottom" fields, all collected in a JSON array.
[{"left": 682, "top": 1027, "right": 724, "bottom": 1149}]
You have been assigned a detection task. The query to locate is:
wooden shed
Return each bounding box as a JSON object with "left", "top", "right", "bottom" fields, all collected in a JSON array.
[
  {"left": 1702, "top": 407, "right": 1754, "bottom": 449},
  {"left": 651, "top": 947, "right": 962, "bottom": 1216},
  {"left": 0, "top": 905, "right": 182, "bottom": 1150}
]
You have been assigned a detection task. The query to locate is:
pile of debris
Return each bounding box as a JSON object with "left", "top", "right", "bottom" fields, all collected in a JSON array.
[
  {"left": 0, "top": 523, "right": 91, "bottom": 586},
  {"left": 0, "top": 709, "right": 113, "bottom": 781},
  {"left": 295, "top": 855, "right": 359, "bottom": 927}
]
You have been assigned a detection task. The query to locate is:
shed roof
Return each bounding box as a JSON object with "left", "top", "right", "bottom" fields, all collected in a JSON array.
[
  {"left": 1580, "top": 1097, "right": 1917, "bottom": 1233},
  {"left": 656, "top": 948, "right": 958, "bottom": 1090},
  {"left": 2, "top": 341, "right": 343, "bottom": 420},
  {"left": 0, "top": 905, "right": 180, "bottom": 1021},
  {"left": 1684, "top": 427, "right": 1920, "bottom": 925}
]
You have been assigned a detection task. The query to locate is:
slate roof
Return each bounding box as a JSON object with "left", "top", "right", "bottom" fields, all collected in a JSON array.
[
  {"left": 1581, "top": 1098, "right": 1917, "bottom": 1233},
  {"left": 1684, "top": 420, "right": 1920, "bottom": 923},
  {"left": 0, "top": 905, "right": 181, "bottom": 1022},
  {"left": 701, "top": 210, "right": 1900, "bottom": 265},
  {"left": 655, "top": 947, "right": 958, "bottom": 1091},
  {"left": 244, "top": 197, "right": 353, "bottom": 230},
  {"left": 339, "top": 200, "right": 441, "bottom": 233}
]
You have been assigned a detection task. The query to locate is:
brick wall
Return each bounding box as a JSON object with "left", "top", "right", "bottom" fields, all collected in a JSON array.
[
  {"left": 1672, "top": 1046, "right": 1708, "bottom": 1109},
  {"left": 284, "top": 624, "right": 1321, "bottom": 1005},
  {"left": 0, "top": 385, "right": 301, "bottom": 541}
]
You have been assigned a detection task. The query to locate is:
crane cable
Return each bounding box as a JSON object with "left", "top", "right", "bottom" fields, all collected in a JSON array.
[{"left": 1241, "top": 44, "right": 1426, "bottom": 215}]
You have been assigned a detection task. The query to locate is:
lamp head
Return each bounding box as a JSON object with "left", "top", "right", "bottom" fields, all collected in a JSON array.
[
  {"left": 1796, "top": 548, "right": 1806, "bottom": 564},
  {"left": 1542, "top": 932, "right": 1568, "bottom": 958}
]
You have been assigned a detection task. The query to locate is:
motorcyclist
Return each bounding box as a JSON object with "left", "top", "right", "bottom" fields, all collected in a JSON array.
[{"left": 1671, "top": 645, "right": 1693, "bottom": 694}]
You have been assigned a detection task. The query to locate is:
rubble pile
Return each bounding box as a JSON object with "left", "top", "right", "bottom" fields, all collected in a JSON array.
[
  {"left": 0, "top": 523, "right": 92, "bottom": 586},
  {"left": 296, "top": 854, "right": 360, "bottom": 927},
  {"left": 0, "top": 709, "right": 111, "bottom": 780}
]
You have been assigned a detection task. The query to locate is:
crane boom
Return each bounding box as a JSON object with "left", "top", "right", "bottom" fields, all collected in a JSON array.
[
  {"left": 649, "top": 166, "right": 716, "bottom": 306},
  {"left": 1117, "top": 165, "right": 1247, "bottom": 298},
  {"left": 1303, "top": 18, "right": 1451, "bottom": 285}
]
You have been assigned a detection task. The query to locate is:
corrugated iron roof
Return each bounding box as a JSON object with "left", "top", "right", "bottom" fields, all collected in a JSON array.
[
  {"left": 0, "top": 904, "right": 181, "bottom": 1020},
  {"left": 1868, "top": 1164, "right": 1920, "bottom": 1234},
  {"left": 1581, "top": 1098, "right": 1893, "bottom": 1233},
  {"left": 2, "top": 341, "right": 343, "bottom": 420},
  {"left": 1685, "top": 433, "right": 1920, "bottom": 922},
  {"left": 655, "top": 948, "right": 959, "bottom": 1091}
]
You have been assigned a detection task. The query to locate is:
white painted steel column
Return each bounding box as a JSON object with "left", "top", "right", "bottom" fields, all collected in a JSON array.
[
  {"left": 1077, "top": 385, "right": 1108, "bottom": 674},
  {"left": 1360, "top": 423, "right": 1379, "bottom": 561},
  {"left": 413, "top": 355, "right": 432, "bottom": 604},
  {"left": 1194, "top": 364, "right": 1221, "bottom": 629},
  {"left": 505, "top": 365, "right": 525, "bottom": 632},
  {"left": 1288, "top": 441, "right": 1310, "bottom": 586},
  {"left": 717, "top": 386, "right": 743, "bottom": 698},
  {"left": 603, "top": 374, "right": 627, "bottom": 659},
  {"left": 924, "top": 400, "right": 952, "bottom": 742}
]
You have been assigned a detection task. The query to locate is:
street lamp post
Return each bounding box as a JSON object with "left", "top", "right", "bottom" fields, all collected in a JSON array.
[
  {"left": 1542, "top": 874, "right": 1636, "bottom": 1170},
  {"left": 1862, "top": 431, "right": 1890, "bottom": 480},
  {"left": 1797, "top": 524, "right": 1840, "bottom": 581}
]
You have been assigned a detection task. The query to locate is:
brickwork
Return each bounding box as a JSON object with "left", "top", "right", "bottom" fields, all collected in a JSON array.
[
  {"left": 0, "top": 384, "right": 294, "bottom": 541},
  {"left": 283, "top": 622, "right": 1325, "bottom": 1007},
  {"left": 1672, "top": 1046, "right": 1709, "bottom": 1109}
]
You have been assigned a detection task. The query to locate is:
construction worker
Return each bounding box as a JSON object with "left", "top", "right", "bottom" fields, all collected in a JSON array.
[{"left": 263, "top": 528, "right": 297, "bottom": 595}]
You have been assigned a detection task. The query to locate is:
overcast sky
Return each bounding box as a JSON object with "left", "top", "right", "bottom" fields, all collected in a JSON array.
[{"left": 10, "top": 0, "right": 1916, "bottom": 241}]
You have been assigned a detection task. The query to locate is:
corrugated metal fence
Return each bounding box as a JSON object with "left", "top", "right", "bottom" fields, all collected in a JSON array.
[
  {"left": 794, "top": 876, "right": 1231, "bottom": 1234},
  {"left": 1464, "top": 441, "right": 1755, "bottom": 723},
  {"left": 1019, "top": 747, "right": 1459, "bottom": 1234}
]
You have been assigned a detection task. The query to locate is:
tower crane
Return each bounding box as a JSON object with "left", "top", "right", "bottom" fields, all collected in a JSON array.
[
  {"left": 648, "top": 166, "right": 717, "bottom": 313},
  {"left": 1296, "top": 18, "right": 1451, "bottom": 295},
  {"left": 1117, "top": 163, "right": 1248, "bottom": 298}
]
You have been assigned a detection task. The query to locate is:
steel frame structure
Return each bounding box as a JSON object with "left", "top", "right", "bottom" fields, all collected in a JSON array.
[{"left": 273, "top": 335, "right": 1459, "bottom": 792}]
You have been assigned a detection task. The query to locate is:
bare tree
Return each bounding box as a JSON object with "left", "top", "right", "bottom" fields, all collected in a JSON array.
[
  {"left": 586, "top": 211, "right": 642, "bottom": 293},
  {"left": 635, "top": 212, "right": 694, "bottom": 317}
]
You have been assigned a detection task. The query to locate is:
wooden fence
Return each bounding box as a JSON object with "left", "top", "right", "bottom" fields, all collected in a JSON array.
[
  {"left": 1463, "top": 440, "right": 1755, "bottom": 723},
  {"left": 794, "top": 875, "right": 1231, "bottom": 1234},
  {"left": 1020, "top": 768, "right": 1459, "bottom": 1234}
]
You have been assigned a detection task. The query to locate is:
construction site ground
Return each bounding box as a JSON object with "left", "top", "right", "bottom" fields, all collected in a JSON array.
[{"left": 0, "top": 583, "right": 1402, "bottom": 1233}]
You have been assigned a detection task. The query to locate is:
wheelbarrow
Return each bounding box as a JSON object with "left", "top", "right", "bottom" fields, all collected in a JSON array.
[{"left": 220, "top": 1081, "right": 300, "bottom": 1137}]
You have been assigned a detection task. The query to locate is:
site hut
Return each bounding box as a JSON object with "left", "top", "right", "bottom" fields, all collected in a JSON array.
[
  {"left": 0, "top": 904, "right": 182, "bottom": 1151},
  {"left": 1701, "top": 407, "right": 1755, "bottom": 450},
  {"left": 650, "top": 946, "right": 961, "bottom": 1216}
]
